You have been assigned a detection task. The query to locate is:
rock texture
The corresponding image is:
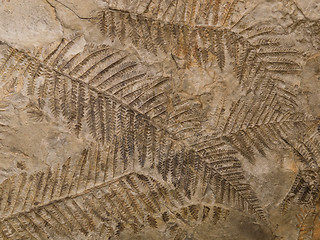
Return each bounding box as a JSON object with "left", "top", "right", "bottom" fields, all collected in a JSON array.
[{"left": 0, "top": 0, "right": 319, "bottom": 239}]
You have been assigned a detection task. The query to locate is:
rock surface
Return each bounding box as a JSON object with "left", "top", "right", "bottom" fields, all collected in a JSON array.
[{"left": 0, "top": 0, "right": 319, "bottom": 239}]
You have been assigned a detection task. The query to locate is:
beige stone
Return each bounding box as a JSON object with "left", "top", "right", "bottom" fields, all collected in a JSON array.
[{"left": 0, "top": 0, "right": 319, "bottom": 239}]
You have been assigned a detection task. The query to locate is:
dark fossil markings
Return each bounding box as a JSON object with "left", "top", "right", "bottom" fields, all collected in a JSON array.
[
  {"left": 0, "top": 36, "right": 269, "bottom": 230},
  {"left": 0, "top": 0, "right": 319, "bottom": 238},
  {"left": 0, "top": 143, "right": 231, "bottom": 239},
  {"left": 95, "top": 0, "right": 301, "bottom": 92}
]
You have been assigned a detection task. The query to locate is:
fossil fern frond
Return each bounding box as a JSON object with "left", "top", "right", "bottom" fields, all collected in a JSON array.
[
  {"left": 280, "top": 131, "right": 320, "bottom": 213},
  {"left": 296, "top": 205, "right": 317, "bottom": 240},
  {"left": 0, "top": 36, "right": 268, "bottom": 224},
  {"left": 105, "top": 0, "right": 239, "bottom": 27},
  {"left": 94, "top": 2, "right": 301, "bottom": 91},
  {"left": 0, "top": 143, "right": 231, "bottom": 239},
  {"left": 189, "top": 82, "right": 318, "bottom": 163}
]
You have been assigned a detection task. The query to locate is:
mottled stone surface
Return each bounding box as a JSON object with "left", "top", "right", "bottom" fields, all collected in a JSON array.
[{"left": 0, "top": 0, "right": 319, "bottom": 239}]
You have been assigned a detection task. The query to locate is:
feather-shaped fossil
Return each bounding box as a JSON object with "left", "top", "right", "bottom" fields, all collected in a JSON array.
[
  {"left": 280, "top": 131, "right": 320, "bottom": 213},
  {"left": 0, "top": 143, "right": 232, "bottom": 239},
  {"left": 94, "top": 0, "right": 301, "bottom": 91},
  {"left": 0, "top": 36, "right": 268, "bottom": 226},
  {"left": 188, "top": 81, "right": 319, "bottom": 164},
  {"left": 0, "top": 1, "right": 319, "bottom": 239}
]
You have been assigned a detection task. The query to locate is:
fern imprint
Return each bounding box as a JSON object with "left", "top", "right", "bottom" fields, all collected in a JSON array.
[
  {"left": 0, "top": 0, "right": 320, "bottom": 239},
  {"left": 94, "top": 0, "right": 302, "bottom": 91},
  {"left": 0, "top": 36, "right": 269, "bottom": 228},
  {"left": 0, "top": 143, "right": 235, "bottom": 239}
]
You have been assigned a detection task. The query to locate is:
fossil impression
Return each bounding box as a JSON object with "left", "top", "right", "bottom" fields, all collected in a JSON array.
[{"left": 0, "top": 0, "right": 319, "bottom": 239}]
